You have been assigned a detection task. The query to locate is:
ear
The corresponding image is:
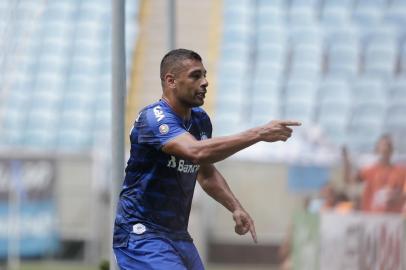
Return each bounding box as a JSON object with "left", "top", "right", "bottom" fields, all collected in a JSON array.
[{"left": 164, "top": 73, "right": 176, "bottom": 89}]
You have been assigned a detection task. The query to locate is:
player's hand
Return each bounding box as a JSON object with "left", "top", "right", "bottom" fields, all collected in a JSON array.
[
  {"left": 232, "top": 208, "right": 257, "bottom": 243},
  {"left": 258, "top": 120, "right": 301, "bottom": 142}
]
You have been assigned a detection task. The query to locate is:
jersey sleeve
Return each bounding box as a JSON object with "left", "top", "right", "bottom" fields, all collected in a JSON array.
[
  {"left": 203, "top": 111, "right": 213, "bottom": 139},
  {"left": 137, "top": 106, "right": 187, "bottom": 150}
]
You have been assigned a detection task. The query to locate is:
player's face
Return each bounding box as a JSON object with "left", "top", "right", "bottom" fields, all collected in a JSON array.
[
  {"left": 376, "top": 137, "right": 393, "bottom": 160},
  {"left": 174, "top": 59, "right": 208, "bottom": 107}
]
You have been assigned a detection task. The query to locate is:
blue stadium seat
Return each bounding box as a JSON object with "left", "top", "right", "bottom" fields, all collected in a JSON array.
[
  {"left": 363, "top": 40, "right": 397, "bottom": 78},
  {"left": 5, "top": 82, "right": 31, "bottom": 108},
  {"left": 318, "top": 100, "right": 350, "bottom": 145},
  {"left": 290, "top": 44, "right": 322, "bottom": 80},
  {"left": 255, "top": 62, "right": 285, "bottom": 84},
  {"left": 250, "top": 100, "right": 281, "bottom": 126},
  {"left": 321, "top": 5, "right": 350, "bottom": 27},
  {"left": 283, "top": 100, "right": 316, "bottom": 123},
  {"left": 323, "top": 0, "right": 354, "bottom": 9},
  {"left": 257, "top": 0, "right": 285, "bottom": 8},
  {"left": 288, "top": 7, "right": 316, "bottom": 26},
  {"left": 384, "top": 0, "right": 406, "bottom": 27},
  {"left": 24, "top": 128, "right": 58, "bottom": 148},
  {"left": 347, "top": 125, "right": 382, "bottom": 153},
  {"left": 285, "top": 80, "right": 318, "bottom": 104},
  {"left": 363, "top": 25, "right": 398, "bottom": 45},
  {"left": 352, "top": 0, "right": 387, "bottom": 27},
  {"left": 327, "top": 43, "right": 359, "bottom": 78},
  {"left": 289, "top": 25, "right": 322, "bottom": 46},
  {"left": 351, "top": 77, "right": 386, "bottom": 104},
  {"left": 257, "top": 43, "right": 287, "bottom": 64},
  {"left": 1, "top": 107, "right": 27, "bottom": 131},
  {"left": 400, "top": 43, "right": 406, "bottom": 76},
  {"left": 325, "top": 25, "right": 359, "bottom": 46},
  {"left": 60, "top": 110, "right": 94, "bottom": 130},
  {"left": 26, "top": 107, "right": 60, "bottom": 128},
  {"left": 57, "top": 128, "right": 92, "bottom": 150},
  {"left": 251, "top": 80, "right": 281, "bottom": 103},
  {"left": 385, "top": 101, "right": 406, "bottom": 130},
  {"left": 222, "top": 25, "right": 253, "bottom": 46},
  {"left": 318, "top": 79, "right": 351, "bottom": 103},
  {"left": 257, "top": 6, "right": 285, "bottom": 26},
  {"left": 350, "top": 102, "right": 386, "bottom": 126},
  {"left": 388, "top": 79, "right": 406, "bottom": 102},
  {"left": 257, "top": 25, "right": 287, "bottom": 47}
]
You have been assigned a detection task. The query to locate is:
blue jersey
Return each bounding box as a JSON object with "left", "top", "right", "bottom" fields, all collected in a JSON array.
[{"left": 113, "top": 99, "right": 212, "bottom": 247}]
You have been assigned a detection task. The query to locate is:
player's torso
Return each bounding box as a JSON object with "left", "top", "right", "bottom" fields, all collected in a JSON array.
[{"left": 120, "top": 100, "right": 210, "bottom": 231}]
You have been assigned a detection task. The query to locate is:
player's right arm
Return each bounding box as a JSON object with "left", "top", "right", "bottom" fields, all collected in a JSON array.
[
  {"left": 342, "top": 146, "right": 362, "bottom": 184},
  {"left": 162, "top": 120, "right": 301, "bottom": 165}
]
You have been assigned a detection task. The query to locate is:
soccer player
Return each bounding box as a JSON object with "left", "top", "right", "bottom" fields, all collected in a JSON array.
[{"left": 113, "top": 49, "right": 301, "bottom": 270}]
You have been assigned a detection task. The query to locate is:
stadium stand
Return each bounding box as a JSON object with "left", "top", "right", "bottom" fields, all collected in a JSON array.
[
  {"left": 0, "top": 0, "right": 139, "bottom": 150},
  {"left": 216, "top": 0, "right": 406, "bottom": 153}
]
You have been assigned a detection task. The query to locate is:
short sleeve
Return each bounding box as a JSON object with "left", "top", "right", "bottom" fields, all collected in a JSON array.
[{"left": 137, "top": 106, "right": 186, "bottom": 150}]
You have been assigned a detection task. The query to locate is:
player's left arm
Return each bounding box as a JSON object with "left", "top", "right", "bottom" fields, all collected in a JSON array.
[{"left": 197, "top": 164, "right": 257, "bottom": 243}]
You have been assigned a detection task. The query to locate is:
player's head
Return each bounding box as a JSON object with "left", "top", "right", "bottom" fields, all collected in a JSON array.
[
  {"left": 375, "top": 134, "right": 393, "bottom": 161},
  {"left": 160, "top": 48, "right": 208, "bottom": 107}
]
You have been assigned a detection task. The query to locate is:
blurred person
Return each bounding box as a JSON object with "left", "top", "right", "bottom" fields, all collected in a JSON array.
[
  {"left": 307, "top": 183, "right": 337, "bottom": 213},
  {"left": 113, "top": 49, "right": 301, "bottom": 270},
  {"left": 343, "top": 134, "right": 406, "bottom": 213}
]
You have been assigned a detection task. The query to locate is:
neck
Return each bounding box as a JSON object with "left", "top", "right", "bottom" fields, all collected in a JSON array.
[
  {"left": 161, "top": 95, "right": 191, "bottom": 120},
  {"left": 379, "top": 157, "right": 391, "bottom": 166}
]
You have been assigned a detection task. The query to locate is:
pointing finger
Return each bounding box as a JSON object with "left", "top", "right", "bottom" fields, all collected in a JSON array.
[
  {"left": 279, "top": 120, "right": 302, "bottom": 127},
  {"left": 249, "top": 221, "right": 257, "bottom": 243}
]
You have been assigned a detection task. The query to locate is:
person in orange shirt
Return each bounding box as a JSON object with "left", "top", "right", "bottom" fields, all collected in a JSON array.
[{"left": 343, "top": 134, "right": 406, "bottom": 213}]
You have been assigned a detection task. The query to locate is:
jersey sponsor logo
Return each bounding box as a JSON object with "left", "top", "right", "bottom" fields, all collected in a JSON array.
[
  {"left": 159, "top": 124, "right": 169, "bottom": 134},
  {"left": 200, "top": 132, "right": 208, "bottom": 140},
  {"left": 132, "top": 223, "right": 146, "bottom": 234},
  {"left": 166, "top": 156, "right": 200, "bottom": 173},
  {"left": 153, "top": 106, "right": 165, "bottom": 122}
]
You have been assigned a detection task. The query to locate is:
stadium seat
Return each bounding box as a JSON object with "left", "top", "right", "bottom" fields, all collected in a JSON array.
[
  {"left": 384, "top": 0, "right": 406, "bottom": 27},
  {"left": 251, "top": 80, "right": 281, "bottom": 102},
  {"left": 285, "top": 80, "right": 318, "bottom": 104},
  {"left": 388, "top": 79, "right": 406, "bottom": 102},
  {"left": 24, "top": 128, "right": 58, "bottom": 148},
  {"left": 347, "top": 125, "right": 382, "bottom": 153},
  {"left": 283, "top": 100, "right": 316, "bottom": 124},
  {"left": 322, "top": 0, "right": 354, "bottom": 9},
  {"left": 318, "top": 99, "right": 350, "bottom": 122},
  {"left": 289, "top": 25, "right": 322, "bottom": 46},
  {"left": 400, "top": 43, "right": 406, "bottom": 76},
  {"left": 26, "top": 107, "right": 60, "bottom": 128},
  {"left": 351, "top": 77, "right": 386, "bottom": 105},
  {"left": 1, "top": 106, "right": 27, "bottom": 130},
  {"left": 350, "top": 102, "right": 386, "bottom": 126},
  {"left": 317, "top": 100, "right": 350, "bottom": 145},
  {"left": 352, "top": 1, "right": 385, "bottom": 27},
  {"left": 318, "top": 78, "right": 351, "bottom": 103},
  {"left": 0, "top": 0, "right": 139, "bottom": 151},
  {"left": 257, "top": 42, "right": 287, "bottom": 64},
  {"left": 288, "top": 7, "right": 316, "bottom": 26},
  {"left": 320, "top": 5, "right": 350, "bottom": 27},
  {"left": 57, "top": 128, "right": 92, "bottom": 150},
  {"left": 250, "top": 100, "right": 281, "bottom": 126},
  {"left": 363, "top": 40, "right": 397, "bottom": 78},
  {"left": 325, "top": 25, "right": 359, "bottom": 46},
  {"left": 257, "top": 25, "right": 287, "bottom": 47},
  {"left": 257, "top": 5, "right": 285, "bottom": 26},
  {"left": 385, "top": 101, "right": 406, "bottom": 130},
  {"left": 290, "top": 44, "right": 322, "bottom": 80},
  {"left": 362, "top": 25, "right": 398, "bottom": 46}
]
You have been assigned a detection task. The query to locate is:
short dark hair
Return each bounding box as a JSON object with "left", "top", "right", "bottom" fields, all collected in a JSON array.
[{"left": 160, "top": 49, "right": 202, "bottom": 81}]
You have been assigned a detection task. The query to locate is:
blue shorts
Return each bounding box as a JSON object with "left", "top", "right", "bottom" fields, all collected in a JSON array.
[{"left": 114, "top": 234, "right": 205, "bottom": 270}]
